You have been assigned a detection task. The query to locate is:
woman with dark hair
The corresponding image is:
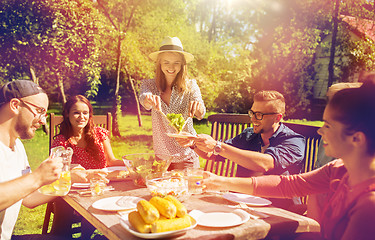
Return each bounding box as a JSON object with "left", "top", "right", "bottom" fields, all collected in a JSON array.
[
  {"left": 203, "top": 83, "right": 375, "bottom": 239},
  {"left": 52, "top": 95, "right": 123, "bottom": 169}
]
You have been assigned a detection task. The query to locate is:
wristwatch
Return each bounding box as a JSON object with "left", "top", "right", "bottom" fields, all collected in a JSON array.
[{"left": 213, "top": 140, "right": 222, "bottom": 155}]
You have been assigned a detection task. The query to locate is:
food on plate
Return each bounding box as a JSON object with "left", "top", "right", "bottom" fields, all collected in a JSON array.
[
  {"left": 149, "top": 196, "right": 177, "bottom": 219},
  {"left": 127, "top": 197, "right": 192, "bottom": 233},
  {"left": 151, "top": 215, "right": 192, "bottom": 233},
  {"left": 137, "top": 200, "right": 160, "bottom": 224},
  {"left": 128, "top": 211, "right": 152, "bottom": 233},
  {"left": 166, "top": 113, "right": 185, "bottom": 132},
  {"left": 106, "top": 170, "right": 129, "bottom": 181},
  {"left": 164, "top": 195, "right": 187, "bottom": 218}
]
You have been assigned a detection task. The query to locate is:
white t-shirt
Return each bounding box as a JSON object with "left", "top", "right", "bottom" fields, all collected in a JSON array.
[{"left": 0, "top": 139, "right": 30, "bottom": 240}]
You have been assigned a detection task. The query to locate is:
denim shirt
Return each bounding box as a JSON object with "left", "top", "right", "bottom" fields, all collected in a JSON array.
[{"left": 225, "top": 123, "right": 306, "bottom": 177}]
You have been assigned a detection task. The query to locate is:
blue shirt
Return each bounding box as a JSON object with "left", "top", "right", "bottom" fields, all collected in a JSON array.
[
  {"left": 225, "top": 123, "right": 305, "bottom": 177},
  {"left": 223, "top": 123, "right": 306, "bottom": 209}
]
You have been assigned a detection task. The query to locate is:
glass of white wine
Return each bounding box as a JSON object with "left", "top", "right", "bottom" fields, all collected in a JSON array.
[{"left": 39, "top": 146, "right": 73, "bottom": 196}]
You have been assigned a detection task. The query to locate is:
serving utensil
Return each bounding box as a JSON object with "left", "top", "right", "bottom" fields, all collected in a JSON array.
[
  {"left": 157, "top": 110, "right": 179, "bottom": 133},
  {"left": 180, "top": 116, "right": 192, "bottom": 132}
]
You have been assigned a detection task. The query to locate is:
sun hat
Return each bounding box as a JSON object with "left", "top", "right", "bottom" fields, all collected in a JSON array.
[
  {"left": 149, "top": 36, "right": 194, "bottom": 63},
  {"left": 0, "top": 80, "right": 45, "bottom": 106}
]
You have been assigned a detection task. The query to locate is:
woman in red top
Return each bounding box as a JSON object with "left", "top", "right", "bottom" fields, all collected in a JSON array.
[
  {"left": 52, "top": 95, "right": 123, "bottom": 169},
  {"left": 203, "top": 82, "right": 375, "bottom": 240}
]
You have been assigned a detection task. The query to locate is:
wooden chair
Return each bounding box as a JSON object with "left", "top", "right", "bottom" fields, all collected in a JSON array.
[
  {"left": 204, "top": 114, "right": 252, "bottom": 177},
  {"left": 283, "top": 122, "right": 321, "bottom": 174},
  {"left": 42, "top": 112, "right": 112, "bottom": 235}
]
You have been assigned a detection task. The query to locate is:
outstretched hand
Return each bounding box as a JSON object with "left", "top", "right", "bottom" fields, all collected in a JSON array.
[
  {"left": 144, "top": 93, "right": 162, "bottom": 111},
  {"left": 189, "top": 101, "right": 204, "bottom": 119},
  {"left": 71, "top": 168, "right": 109, "bottom": 183}
]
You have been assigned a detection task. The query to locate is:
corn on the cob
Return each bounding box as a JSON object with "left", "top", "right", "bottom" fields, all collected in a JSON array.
[
  {"left": 151, "top": 215, "right": 192, "bottom": 233},
  {"left": 164, "top": 195, "right": 187, "bottom": 218},
  {"left": 128, "top": 211, "right": 151, "bottom": 233},
  {"left": 149, "top": 196, "right": 176, "bottom": 219},
  {"left": 137, "top": 199, "right": 160, "bottom": 224}
]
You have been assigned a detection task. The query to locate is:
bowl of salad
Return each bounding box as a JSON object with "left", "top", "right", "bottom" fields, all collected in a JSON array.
[{"left": 122, "top": 153, "right": 173, "bottom": 187}]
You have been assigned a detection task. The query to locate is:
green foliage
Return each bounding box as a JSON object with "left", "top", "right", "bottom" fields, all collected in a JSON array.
[
  {"left": 0, "top": 0, "right": 103, "bottom": 102},
  {"left": 2, "top": 0, "right": 375, "bottom": 118}
]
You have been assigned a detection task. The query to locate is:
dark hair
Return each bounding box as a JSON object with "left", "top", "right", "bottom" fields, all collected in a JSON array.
[
  {"left": 328, "top": 82, "right": 375, "bottom": 155},
  {"left": 58, "top": 95, "right": 100, "bottom": 160}
]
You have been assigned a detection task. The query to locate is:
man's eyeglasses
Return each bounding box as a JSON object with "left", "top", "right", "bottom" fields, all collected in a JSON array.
[
  {"left": 19, "top": 99, "right": 48, "bottom": 122},
  {"left": 248, "top": 110, "right": 279, "bottom": 120}
]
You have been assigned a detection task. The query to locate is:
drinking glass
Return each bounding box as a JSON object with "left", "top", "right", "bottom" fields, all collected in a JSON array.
[
  {"left": 90, "top": 177, "right": 107, "bottom": 196},
  {"left": 185, "top": 167, "right": 204, "bottom": 194},
  {"left": 39, "top": 146, "right": 73, "bottom": 196}
]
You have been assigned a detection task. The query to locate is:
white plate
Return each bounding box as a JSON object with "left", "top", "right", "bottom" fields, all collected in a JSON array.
[
  {"left": 223, "top": 192, "right": 272, "bottom": 206},
  {"left": 166, "top": 133, "right": 197, "bottom": 139},
  {"left": 102, "top": 166, "right": 130, "bottom": 182},
  {"left": 120, "top": 214, "right": 197, "bottom": 239},
  {"left": 189, "top": 205, "right": 250, "bottom": 227},
  {"left": 91, "top": 196, "right": 142, "bottom": 211},
  {"left": 102, "top": 166, "right": 128, "bottom": 172},
  {"left": 72, "top": 183, "right": 90, "bottom": 188}
]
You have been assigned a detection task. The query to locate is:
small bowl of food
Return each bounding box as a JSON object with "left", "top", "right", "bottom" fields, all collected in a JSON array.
[
  {"left": 145, "top": 171, "right": 190, "bottom": 201},
  {"left": 122, "top": 153, "right": 173, "bottom": 187}
]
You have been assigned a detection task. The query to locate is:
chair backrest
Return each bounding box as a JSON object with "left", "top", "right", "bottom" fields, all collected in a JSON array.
[
  {"left": 205, "top": 114, "right": 322, "bottom": 177},
  {"left": 205, "top": 114, "right": 252, "bottom": 177},
  {"left": 49, "top": 112, "right": 112, "bottom": 151},
  {"left": 283, "top": 122, "right": 321, "bottom": 174}
]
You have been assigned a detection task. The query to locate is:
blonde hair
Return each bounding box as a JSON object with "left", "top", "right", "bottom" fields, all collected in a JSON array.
[
  {"left": 254, "top": 90, "right": 285, "bottom": 115},
  {"left": 155, "top": 52, "right": 188, "bottom": 93},
  {"left": 327, "top": 82, "right": 362, "bottom": 100}
]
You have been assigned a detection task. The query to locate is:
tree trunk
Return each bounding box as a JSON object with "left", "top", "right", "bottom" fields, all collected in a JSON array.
[
  {"left": 111, "top": 34, "right": 122, "bottom": 137},
  {"left": 208, "top": 0, "right": 217, "bottom": 42},
  {"left": 126, "top": 69, "right": 142, "bottom": 127},
  {"left": 57, "top": 75, "right": 67, "bottom": 104},
  {"left": 328, "top": 0, "right": 340, "bottom": 89}
]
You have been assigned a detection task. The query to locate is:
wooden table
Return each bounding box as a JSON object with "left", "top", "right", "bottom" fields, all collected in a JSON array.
[{"left": 63, "top": 180, "right": 320, "bottom": 240}]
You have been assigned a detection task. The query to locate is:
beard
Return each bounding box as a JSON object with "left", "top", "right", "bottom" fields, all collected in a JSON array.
[{"left": 15, "top": 112, "right": 35, "bottom": 139}]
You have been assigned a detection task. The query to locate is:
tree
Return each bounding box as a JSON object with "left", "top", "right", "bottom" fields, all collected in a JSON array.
[{"left": 0, "top": 0, "right": 102, "bottom": 103}]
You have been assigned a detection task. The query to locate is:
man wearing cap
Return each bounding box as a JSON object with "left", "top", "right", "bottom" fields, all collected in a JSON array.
[
  {"left": 139, "top": 36, "right": 206, "bottom": 170},
  {"left": 0, "top": 80, "right": 64, "bottom": 239},
  {"left": 0, "top": 80, "right": 109, "bottom": 239}
]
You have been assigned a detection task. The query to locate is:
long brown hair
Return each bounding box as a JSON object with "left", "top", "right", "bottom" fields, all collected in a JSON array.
[
  {"left": 58, "top": 95, "right": 100, "bottom": 160},
  {"left": 155, "top": 52, "right": 189, "bottom": 93}
]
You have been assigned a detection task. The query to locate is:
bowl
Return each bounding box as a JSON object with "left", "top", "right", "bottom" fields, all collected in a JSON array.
[
  {"left": 146, "top": 171, "right": 190, "bottom": 201},
  {"left": 122, "top": 153, "right": 173, "bottom": 186}
]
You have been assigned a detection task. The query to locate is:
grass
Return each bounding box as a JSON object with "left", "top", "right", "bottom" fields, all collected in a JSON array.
[{"left": 13, "top": 113, "right": 321, "bottom": 235}]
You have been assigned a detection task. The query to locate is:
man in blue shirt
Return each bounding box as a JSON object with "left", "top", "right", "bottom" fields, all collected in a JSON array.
[{"left": 185, "top": 90, "right": 305, "bottom": 210}]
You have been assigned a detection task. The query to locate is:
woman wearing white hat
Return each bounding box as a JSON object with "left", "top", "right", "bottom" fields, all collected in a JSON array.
[{"left": 139, "top": 36, "right": 206, "bottom": 170}]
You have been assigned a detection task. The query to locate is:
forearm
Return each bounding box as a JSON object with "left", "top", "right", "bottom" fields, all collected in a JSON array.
[
  {"left": 224, "top": 177, "right": 255, "bottom": 195},
  {"left": 0, "top": 173, "right": 43, "bottom": 210},
  {"left": 220, "top": 143, "right": 274, "bottom": 172},
  {"left": 22, "top": 191, "right": 56, "bottom": 209}
]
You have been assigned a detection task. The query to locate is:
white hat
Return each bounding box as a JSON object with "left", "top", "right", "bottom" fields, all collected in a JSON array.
[{"left": 149, "top": 37, "right": 194, "bottom": 63}]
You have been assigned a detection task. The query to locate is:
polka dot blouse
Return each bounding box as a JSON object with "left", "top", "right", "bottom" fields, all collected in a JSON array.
[
  {"left": 51, "top": 127, "right": 109, "bottom": 169},
  {"left": 139, "top": 78, "right": 206, "bottom": 167}
]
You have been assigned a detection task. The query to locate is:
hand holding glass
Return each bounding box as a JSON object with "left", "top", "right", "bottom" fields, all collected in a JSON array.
[{"left": 39, "top": 146, "right": 73, "bottom": 196}]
